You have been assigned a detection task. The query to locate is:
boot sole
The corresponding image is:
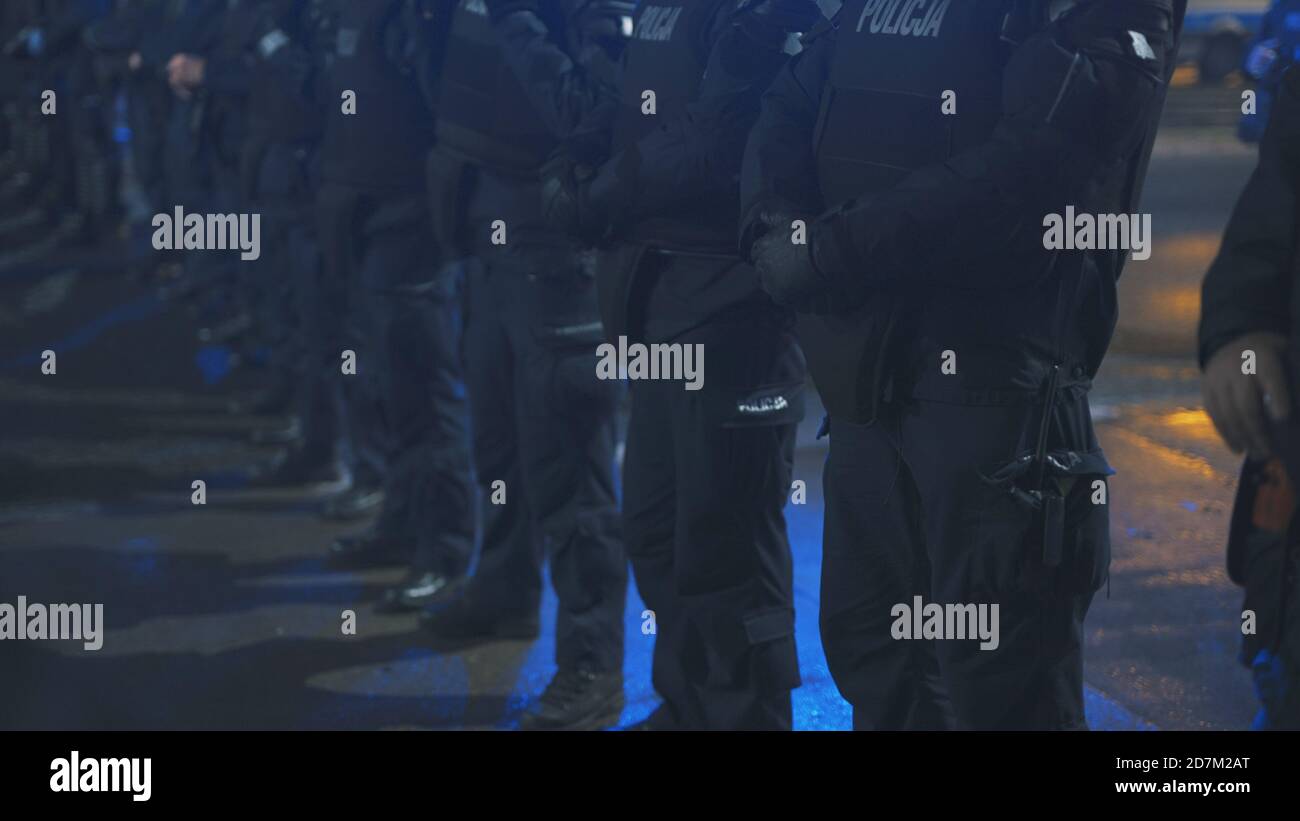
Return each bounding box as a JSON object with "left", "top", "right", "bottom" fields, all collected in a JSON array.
[{"left": 522, "top": 690, "right": 625, "bottom": 732}]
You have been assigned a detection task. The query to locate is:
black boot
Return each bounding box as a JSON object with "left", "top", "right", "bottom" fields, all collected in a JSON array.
[
  {"left": 375, "top": 570, "right": 462, "bottom": 614},
  {"left": 519, "top": 668, "right": 624, "bottom": 731}
]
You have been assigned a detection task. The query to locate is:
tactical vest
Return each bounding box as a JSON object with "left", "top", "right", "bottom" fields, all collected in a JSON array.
[
  {"left": 613, "top": 0, "right": 736, "bottom": 251},
  {"left": 320, "top": 0, "right": 436, "bottom": 189},
  {"left": 802, "top": 0, "right": 1180, "bottom": 423},
  {"left": 434, "top": 0, "right": 560, "bottom": 175},
  {"left": 814, "top": 0, "right": 1011, "bottom": 207},
  {"left": 801, "top": 0, "right": 1016, "bottom": 420}
]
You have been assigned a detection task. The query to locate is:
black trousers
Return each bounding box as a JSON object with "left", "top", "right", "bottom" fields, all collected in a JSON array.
[
  {"left": 820, "top": 397, "right": 1108, "bottom": 730},
  {"left": 316, "top": 182, "right": 473, "bottom": 574},
  {"left": 623, "top": 312, "right": 806, "bottom": 729},
  {"left": 461, "top": 258, "right": 627, "bottom": 674},
  {"left": 245, "top": 143, "right": 315, "bottom": 377}
]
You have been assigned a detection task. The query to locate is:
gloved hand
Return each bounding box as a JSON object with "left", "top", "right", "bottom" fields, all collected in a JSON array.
[
  {"left": 738, "top": 0, "right": 822, "bottom": 50},
  {"left": 1203, "top": 331, "right": 1291, "bottom": 458},
  {"left": 540, "top": 152, "right": 590, "bottom": 237},
  {"left": 750, "top": 209, "right": 831, "bottom": 311},
  {"left": 541, "top": 148, "right": 631, "bottom": 242},
  {"left": 1247, "top": 39, "right": 1281, "bottom": 80}
]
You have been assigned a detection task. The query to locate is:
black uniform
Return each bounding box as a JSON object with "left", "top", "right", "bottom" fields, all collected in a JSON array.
[
  {"left": 317, "top": 0, "right": 474, "bottom": 581},
  {"left": 156, "top": 0, "right": 227, "bottom": 215},
  {"left": 1201, "top": 65, "right": 1300, "bottom": 729},
  {"left": 424, "top": 0, "right": 627, "bottom": 716},
  {"left": 741, "top": 0, "right": 1184, "bottom": 729},
  {"left": 1, "top": 0, "right": 114, "bottom": 250},
  {"left": 200, "top": 1, "right": 278, "bottom": 346},
  {"left": 241, "top": 0, "right": 338, "bottom": 467},
  {"left": 83, "top": 0, "right": 178, "bottom": 219},
  {"left": 1, "top": 1, "right": 48, "bottom": 216},
  {"left": 543, "top": 0, "right": 820, "bottom": 730}
]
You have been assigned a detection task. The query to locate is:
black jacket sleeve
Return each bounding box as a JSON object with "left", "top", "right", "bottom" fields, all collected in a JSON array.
[
  {"left": 595, "top": 1, "right": 816, "bottom": 224},
  {"left": 1199, "top": 66, "right": 1300, "bottom": 366},
  {"left": 738, "top": 12, "right": 836, "bottom": 255},
  {"left": 489, "top": 2, "right": 628, "bottom": 148}
]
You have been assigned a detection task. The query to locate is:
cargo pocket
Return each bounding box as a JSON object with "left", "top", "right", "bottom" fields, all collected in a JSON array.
[{"left": 741, "top": 607, "right": 801, "bottom": 694}]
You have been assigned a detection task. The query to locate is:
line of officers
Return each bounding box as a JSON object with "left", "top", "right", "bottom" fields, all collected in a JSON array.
[
  {"left": 1, "top": 0, "right": 120, "bottom": 265},
  {"left": 5, "top": 0, "right": 1186, "bottom": 731}
]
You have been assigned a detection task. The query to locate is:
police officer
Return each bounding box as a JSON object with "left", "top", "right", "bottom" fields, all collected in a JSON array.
[
  {"left": 535, "top": 0, "right": 821, "bottom": 730},
  {"left": 1201, "top": 64, "right": 1300, "bottom": 729},
  {"left": 741, "top": 0, "right": 1184, "bottom": 729},
  {"left": 419, "top": 0, "right": 629, "bottom": 731},
  {"left": 309, "top": 0, "right": 405, "bottom": 526},
  {"left": 166, "top": 0, "right": 303, "bottom": 361},
  {"left": 153, "top": 0, "right": 227, "bottom": 223},
  {"left": 84, "top": 0, "right": 176, "bottom": 221},
  {"left": 0, "top": 0, "right": 114, "bottom": 258},
  {"left": 234, "top": 0, "right": 341, "bottom": 483},
  {"left": 314, "top": 0, "right": 475, "bottom": 612},
  {"left": 0, "top": 1, "right": 47, "bottom": 221}
]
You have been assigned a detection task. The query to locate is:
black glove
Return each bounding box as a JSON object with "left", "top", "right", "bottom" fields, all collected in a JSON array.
[
  {"left": 540, "top": 152, "right": 589, "bottom": 237},
  {"left": 738, "top": 0, "right": 822, "bottom": 50},
  {"left": 541, "top": 146, "right": 634, "bottom": 242},
  {"left": 751, "top": 209, "right": 832, "bottom": 311}
]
